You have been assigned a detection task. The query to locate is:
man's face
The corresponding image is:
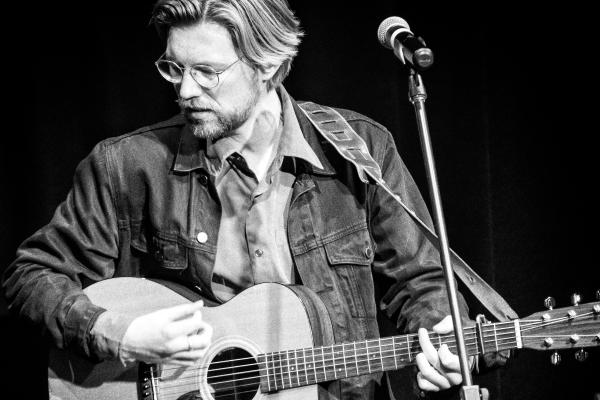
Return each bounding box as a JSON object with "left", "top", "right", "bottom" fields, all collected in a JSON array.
[{"left": 166, "top": 21, "right": 263, "bottom": 140}]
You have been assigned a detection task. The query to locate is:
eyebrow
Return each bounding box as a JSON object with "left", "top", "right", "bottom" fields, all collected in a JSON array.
[{"left": 163, "top": 53, "right": 230, "bottom": 69}]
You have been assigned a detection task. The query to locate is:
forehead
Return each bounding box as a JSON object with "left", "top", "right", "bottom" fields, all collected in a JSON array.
[{"left": 165, "top": 21, "right": 237, "bottom": 64}]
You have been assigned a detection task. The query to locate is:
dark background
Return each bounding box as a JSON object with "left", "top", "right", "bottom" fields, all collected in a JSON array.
[{"left": 2, "top": 1, "right": 599, "bottom": 399}]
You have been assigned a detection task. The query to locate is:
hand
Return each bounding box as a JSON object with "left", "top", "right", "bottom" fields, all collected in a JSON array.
[
  {"left": 120, "top": 300, "right": 212, "bottom": 366},
  {"left": 415, "top": 315, "right": 473, "bottom": 392}
]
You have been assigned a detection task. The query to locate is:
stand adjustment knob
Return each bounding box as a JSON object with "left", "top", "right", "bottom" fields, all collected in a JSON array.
[
  {"left": 550, "top": 351, "right": 561, "bottom": 365},
  {"left": 575, "top": 349, "right": 588, "bottom": 362}
]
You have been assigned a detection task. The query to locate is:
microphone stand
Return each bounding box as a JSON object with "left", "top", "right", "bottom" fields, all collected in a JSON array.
[{"left": 407, "top": 69, "right": 488, "bottom": 400}]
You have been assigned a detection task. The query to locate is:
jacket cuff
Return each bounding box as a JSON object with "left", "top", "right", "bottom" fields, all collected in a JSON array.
[{"left": 89, "top": 310, "right": 136, "bottom": 361}]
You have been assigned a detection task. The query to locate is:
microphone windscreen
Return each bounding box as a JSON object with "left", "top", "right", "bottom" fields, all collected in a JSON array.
[{"left": 377, "top": 16, "right": 410, "bottom": 48}]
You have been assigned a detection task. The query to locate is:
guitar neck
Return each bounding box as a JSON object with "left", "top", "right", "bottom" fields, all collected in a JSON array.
[{"left": 257, "top": 320, "right": 520, "bottom": 392}]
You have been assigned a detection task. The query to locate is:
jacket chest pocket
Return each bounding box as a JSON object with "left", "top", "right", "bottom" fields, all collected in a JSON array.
[
  {"left": 131, "top": 229, "right": 188, "bottom": 271},
  {"left": 323, "top": 227, "right": 376, "bottom": 318},
  {"left": 150, "top": 236, "right": 188, "bottom": 269}
]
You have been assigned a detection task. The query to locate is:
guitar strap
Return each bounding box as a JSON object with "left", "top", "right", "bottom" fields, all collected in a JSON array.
[{"left": 298, "top": 101, "right": 518, "bottom": 321}]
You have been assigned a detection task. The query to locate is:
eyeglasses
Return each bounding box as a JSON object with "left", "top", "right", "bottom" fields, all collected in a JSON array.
[{"left": 154, "top": 53, "right": 241, "bottom": 89}]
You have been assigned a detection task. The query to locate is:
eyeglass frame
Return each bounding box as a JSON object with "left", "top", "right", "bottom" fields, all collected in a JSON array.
[{"left": 154, "top": 53, "right": 242, "bottom": 89}]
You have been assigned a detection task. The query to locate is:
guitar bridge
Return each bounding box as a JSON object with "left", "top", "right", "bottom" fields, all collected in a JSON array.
[{"left": 139, "top": 363, "right": 158, "bottom": 400}]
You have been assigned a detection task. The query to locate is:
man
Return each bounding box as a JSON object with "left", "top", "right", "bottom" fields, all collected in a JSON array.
[{"left": 3, "top": 0, "right": 476, "bottom": 398}]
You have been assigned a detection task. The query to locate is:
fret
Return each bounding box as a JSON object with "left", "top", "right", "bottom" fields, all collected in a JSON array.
[
  {"left": 437, "top": 333, "right": 442, "bottom": 348},
  {"left": 377, "top": 338, "right": 384, "bottom": 371},
  {"left": 365, "top": 340, "right": 372, "bottom": 373},
  {"left": 380, "top": 337, "right": 395, "bottom": 371},
  {"left": 493, "top": 324, "right": 499, "bottom": 352},
  {"left": 353, "top": 342, "right": 359, "bottom": 376},
  {"left": 331, "top": 345, "right": 337, "bottom": 379},
  {"left": 354, "top": 341, "right": 367, "bottom": 376},
  {"left": 406, "top": 336, "right": 412, "bottom": 362},
  {"left": 285, "top": 350, "right": 292, "bottom": 388},
  {"left": 293, "top": 349, "right": 300, "bottom": 386},
  {"left": 392, "top": 337, "right": 398, "bottom": 370},
  {"left": 342, "top": 343, "right": 348, "bottom": 378},
  {"left": 321, "top": 346, "right": 327, "bottom": 381},
  {"left": 260, "top": 354, "right": 271, "bottom": 392},
  {"left": 301, "top": 348, "right": 307, "bottom": 386},
  {"left": 271, "top": 352, "right": 282, "bottom": 390},
  {"left": 309, "top": 348, "right": 317, "bottom": 384}
]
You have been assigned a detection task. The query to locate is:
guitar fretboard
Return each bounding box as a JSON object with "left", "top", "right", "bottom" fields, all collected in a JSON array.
[{"left": 257, "top": 322, "right": 521, "bottom": 392}]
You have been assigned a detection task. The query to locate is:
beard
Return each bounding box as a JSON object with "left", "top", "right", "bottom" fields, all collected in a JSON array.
[{"left": 178, "top": 81, "right": 261, "bottom": 141}]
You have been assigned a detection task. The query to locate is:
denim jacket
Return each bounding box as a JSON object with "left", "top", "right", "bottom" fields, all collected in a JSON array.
[{"left": 3, "top": 95, "right": 468, "bottom": 399}]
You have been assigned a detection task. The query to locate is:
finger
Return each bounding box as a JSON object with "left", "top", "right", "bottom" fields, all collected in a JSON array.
[
  {"left": 164, "top": 311, "right": 205, "bottom": 337},
  {"left": 445, "top": 372, "right": 463, "bottom": 386},
  {"left": 186, "top": 325, "right": 213, "bottom": 351},
  {"left": 438, "top": 344, "right": 460, "bottom": 371},
  {"left": 418, "top": 328, "right": 439, "bottom": 368},
  {"left": 417, "top": 371, "right": 440, "bottom": 392},
  {"left": 168, "top": 321, "right": 213, "bottom": 354},
  {"left": 415, "top": 353, "right": 451, "bottom": 390},
  {"left": 159, "top": 301, "right": 205, "bottom": 322},
  {"left": 432, "top": 315, "right": 454, "bottom": 334}
]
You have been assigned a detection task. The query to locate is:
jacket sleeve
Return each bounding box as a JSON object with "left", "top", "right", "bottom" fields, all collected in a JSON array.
[
  {"left": 2, "top": 141, "right": 121, "bottom": 359},
  {"left": 369, "top": 132, "right": 470, "bottom": 333}
]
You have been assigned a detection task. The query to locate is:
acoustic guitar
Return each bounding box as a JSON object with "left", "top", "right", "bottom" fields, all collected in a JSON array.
[{"left": 48, "top": 278, "right": 600, "bottom": 400}]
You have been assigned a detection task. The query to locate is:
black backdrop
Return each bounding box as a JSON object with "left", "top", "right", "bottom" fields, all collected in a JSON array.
[{"left": 2, "top": 1, "right": 599, "bottom": 399}]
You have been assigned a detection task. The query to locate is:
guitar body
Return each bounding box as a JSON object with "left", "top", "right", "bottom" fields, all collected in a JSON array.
[
  {"left": 49, "top": 278, "right": 600, "bottom": 399},
  {"left": 48, "top": 278, "right": 334, "bottom": 400}
]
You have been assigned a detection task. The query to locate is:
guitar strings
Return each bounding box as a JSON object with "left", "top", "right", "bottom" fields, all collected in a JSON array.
[
  {"left": 164, "top": 327, "right": 579, "bottom": 396},
  {"left": 159, "top": 322, "right": 531, "bottom": 385},
  {"left": 160, "top": 319, "right": 530, "bottom": 374},
  {"left": 160, "top": 327, "right": 525, "bottom": 383},
  {"left": 158, "top": 335, "right": 506, "bottom": 393},
  {"left": 157, "top": 315, "right": 598, "bottom": 395}
]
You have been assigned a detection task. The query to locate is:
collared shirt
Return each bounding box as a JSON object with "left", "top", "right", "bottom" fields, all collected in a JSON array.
[{"left": 206, "top": 87, "right": 323, "bottom": 301}]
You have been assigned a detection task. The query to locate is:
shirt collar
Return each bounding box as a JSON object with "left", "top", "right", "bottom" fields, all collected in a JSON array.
[{"left": 173, "top": 86, "right": 333, "bottom": 175}]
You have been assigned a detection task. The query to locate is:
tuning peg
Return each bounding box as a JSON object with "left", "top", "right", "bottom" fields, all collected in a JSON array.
[
  {"left": 544, "top": 296, "right": 556, "bottom": 310},
  {"left": 575, "top": 349, "right": 589, "bottom": 362},
  {"left": 550, "top": 351, "right": 561, "bottom": 365},
  {"left": 569, "top": 334, "right": 580, "bottom": 344},
  {"left": 596, "top": 289, "right": 600, "bottom": 300},
  {"left": 570, "top": 293, "right": 582, "bottom": 306}
]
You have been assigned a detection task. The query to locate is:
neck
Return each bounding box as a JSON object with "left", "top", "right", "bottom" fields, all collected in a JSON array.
[{"left": 224, "top": 88, "right": 282, "bottom": 181}]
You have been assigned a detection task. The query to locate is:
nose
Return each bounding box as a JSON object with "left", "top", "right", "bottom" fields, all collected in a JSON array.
[{"left": 177, "top": 69, "right": 204, "bottom": 100}]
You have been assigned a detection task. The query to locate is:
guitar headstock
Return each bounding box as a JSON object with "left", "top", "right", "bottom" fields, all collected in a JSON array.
[{"left": 519, "top": 293, "right": 600, "bottom": 360}]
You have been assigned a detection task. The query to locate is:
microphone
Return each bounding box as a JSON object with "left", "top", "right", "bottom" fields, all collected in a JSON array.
[{"left": 377, "top": 16, "right": 433, "bottom": 71}]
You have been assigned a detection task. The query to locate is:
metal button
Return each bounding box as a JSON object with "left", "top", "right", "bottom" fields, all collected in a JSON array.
[
  {"left": 254, "top": 249, "right": 264, "bottom": 257},
  {"left": 196, "top": 232, "right": 208, "bottom": 243},
  {"left": 198, "top": 174, "right": 209, "bottom": 186},
  {"left": 364, "top": 246, "right": 373, "bottom": 258}
]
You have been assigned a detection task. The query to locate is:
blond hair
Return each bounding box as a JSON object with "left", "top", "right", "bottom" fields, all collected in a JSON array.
[{"left": 152, "top": 0, "right": 303, "bottom": 90}]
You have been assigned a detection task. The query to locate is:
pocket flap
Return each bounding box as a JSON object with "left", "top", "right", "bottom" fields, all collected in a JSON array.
[{"left": 323, "top": 227, "right": 374, "bottom": 266}]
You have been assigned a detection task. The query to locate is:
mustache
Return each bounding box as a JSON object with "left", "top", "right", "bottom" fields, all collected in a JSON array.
[{"left": 175, "top": 98, "right": 216, "bottom": 112}]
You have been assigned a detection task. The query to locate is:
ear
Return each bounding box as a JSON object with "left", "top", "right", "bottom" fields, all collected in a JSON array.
[{"left": 257, "top": 64, "right": 280, "bottom": 83}]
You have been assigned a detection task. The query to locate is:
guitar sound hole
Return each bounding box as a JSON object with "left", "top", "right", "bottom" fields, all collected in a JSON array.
[{"left": 207, "top": 347, "right": 259, "bottom": 400}]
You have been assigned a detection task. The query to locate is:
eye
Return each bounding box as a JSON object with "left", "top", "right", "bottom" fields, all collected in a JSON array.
[
  {"left": 167, "top": 62, "right": 182, "bottom": 75},
  {"left": 192, "top": 65, "right": 217, "bottom": 76}
]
